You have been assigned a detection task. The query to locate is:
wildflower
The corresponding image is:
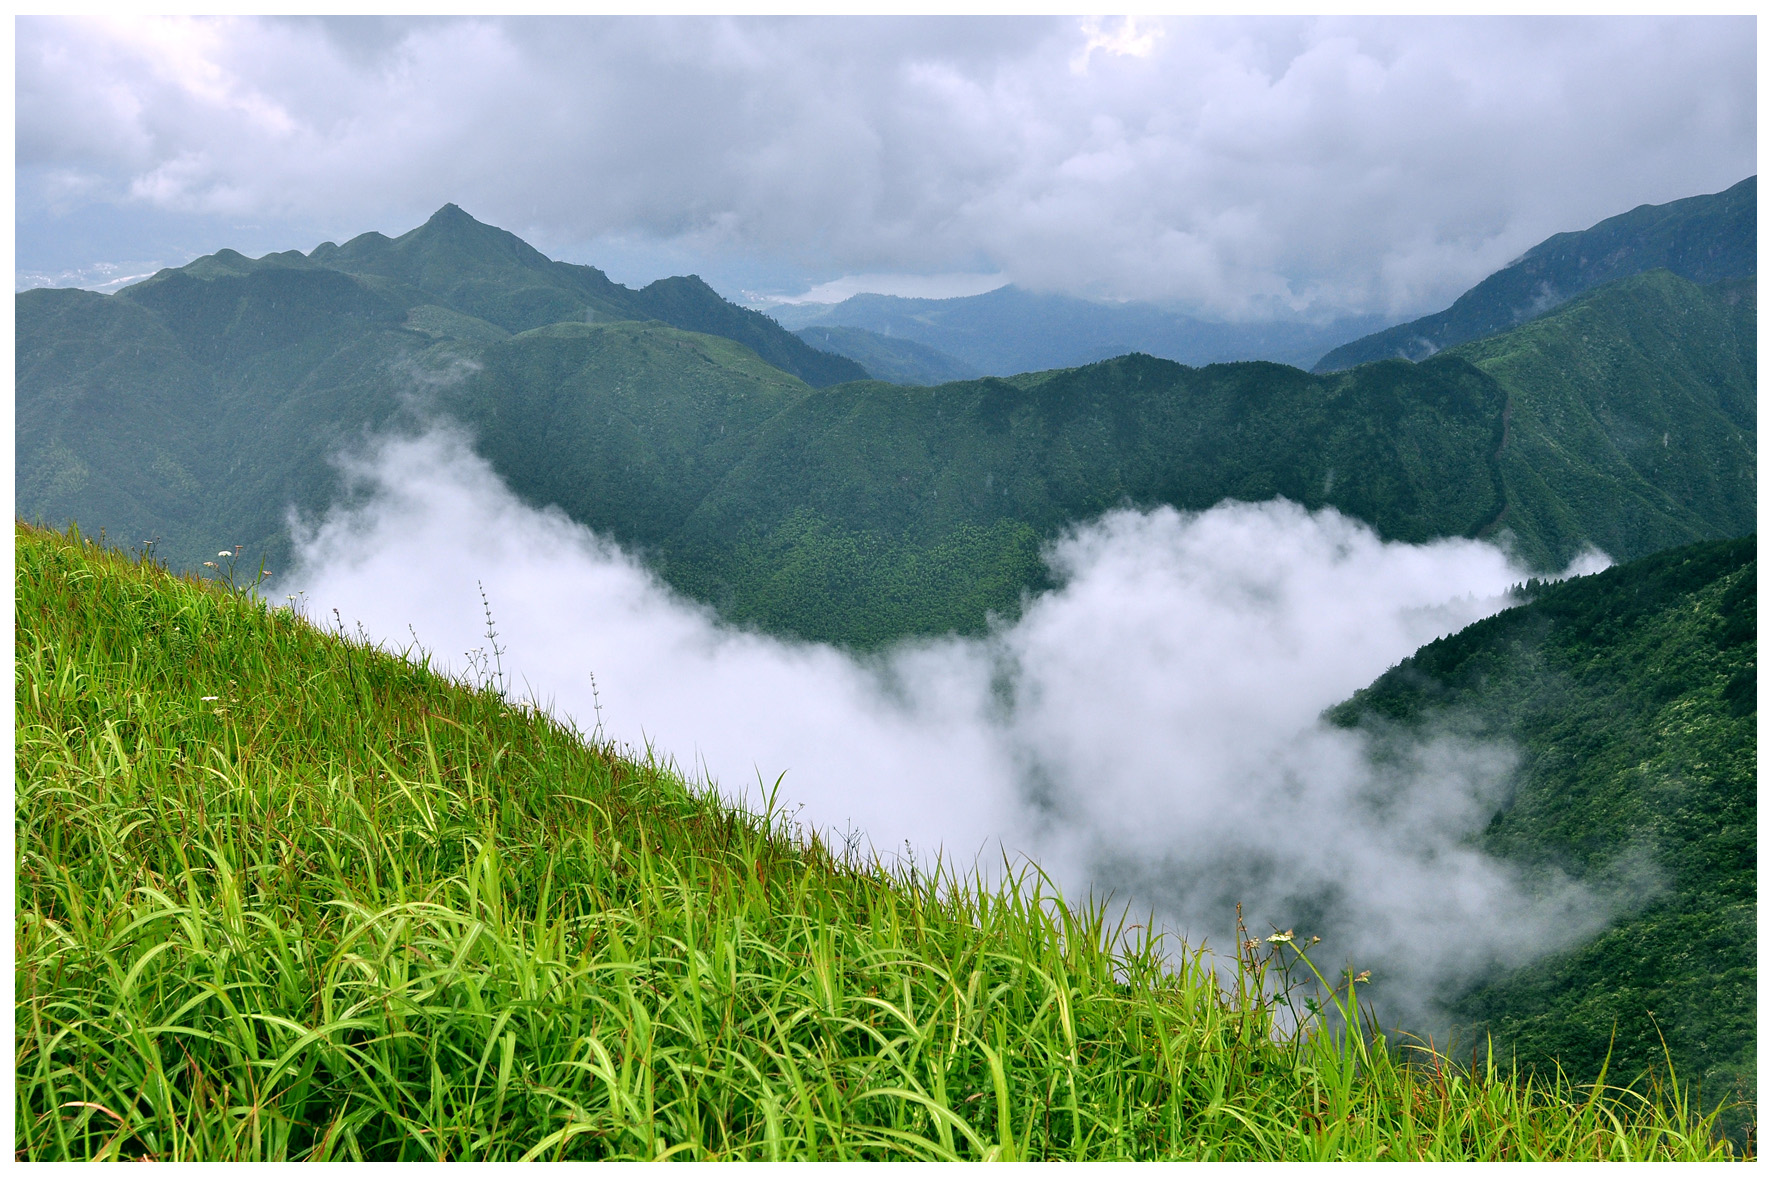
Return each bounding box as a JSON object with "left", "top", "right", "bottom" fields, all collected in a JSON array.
[
  {"left": 203, "top": 562, "right": 218, "bottom": 569},
  {"left": 218, "top": 550, "right": 233, "bottom": 558},
  {"left": 200, "top": 696, "right": 220, "bottom": 702},
  {"left": 1354, "top": 970, "right": 1372, "bottom": 984},
  {"left": 1266, "top": 930, "right": 1294, "bottom": 944}
]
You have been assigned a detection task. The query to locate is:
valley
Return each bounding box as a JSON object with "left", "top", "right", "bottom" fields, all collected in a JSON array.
[{"left": 14, "top": 178, "right": 1756, "bottom": 1155}]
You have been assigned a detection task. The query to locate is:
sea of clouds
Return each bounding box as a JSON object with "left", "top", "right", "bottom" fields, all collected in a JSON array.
[{"left": 286, "top": 426, "right": 1620, "bottom": 1028}]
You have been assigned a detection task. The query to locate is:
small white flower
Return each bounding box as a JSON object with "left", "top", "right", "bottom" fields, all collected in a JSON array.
[
  {"left": 218, "top": 550, "right": 234, "bottom": 558},
  {"left": 1265, "top": 931, "right": 1294, "bottom": 944},
  {"left": 200, "top": 696, "right": 220, "bottom": 702}
]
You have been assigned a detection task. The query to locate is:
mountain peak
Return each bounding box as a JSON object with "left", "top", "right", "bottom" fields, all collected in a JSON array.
[
  {"left": 427, "top": 202, "right": 475, "bottom": 225},
  {"left": 394, "top": 203, "right": 554, "bottom": 272}
]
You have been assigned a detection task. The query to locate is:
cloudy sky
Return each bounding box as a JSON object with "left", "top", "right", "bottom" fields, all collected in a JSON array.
[{"left": 16, "top": 15, "right": 1756, "bottom": 318}]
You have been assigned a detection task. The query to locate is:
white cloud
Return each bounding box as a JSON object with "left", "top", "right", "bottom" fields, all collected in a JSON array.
[
  {"left": 19, "top": 16, "right": 1754, "bottom": 316},
  {"left": 286, "top": 427, "right": 1622, "bottom": 1023},
  {"left": 1071, "top": 16, "right": 1163, "bottom": 75},
  {"left": 760, "top": 270, "right": 1008, "bottom": 306}
]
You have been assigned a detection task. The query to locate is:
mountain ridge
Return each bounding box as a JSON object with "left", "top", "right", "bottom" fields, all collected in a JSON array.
[
  {"left": 1314, "top": 176, "right": 1755, "bottom": 372},
  {"left": 127, "top": 204, "right": 869, "bottom": 388}
]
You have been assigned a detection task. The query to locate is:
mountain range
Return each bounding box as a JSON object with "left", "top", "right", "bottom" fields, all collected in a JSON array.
[
  {"left": 770, "top": 283, "right": 1390, "bottom": 378},
  {"left": 18, "top": 195, "right": 1753, "bottom": 646},
  {"left": 11, "top": 181, "right": 1757, "bottom": 1129},
  {"left": 759, "top": 178, "right": 1753, "bottom": 385}
]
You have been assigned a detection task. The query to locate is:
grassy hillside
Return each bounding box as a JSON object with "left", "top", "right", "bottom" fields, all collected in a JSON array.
[
  {"left": 1327, "top": 537, "right": 1756, "bottom": 1138},
  {"left": 1316, "top": 176, "right": 1754, "bottom": 371},
  {"left": 1448, "top": 270, "right": 1755, "bottom": 569},
  {"left": 14, "top": 523, "right": 1742, "bottom": 1160}
]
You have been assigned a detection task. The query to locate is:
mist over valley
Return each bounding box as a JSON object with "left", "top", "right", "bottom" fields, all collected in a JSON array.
[{"left": 15, "top": 16, "right": 1755, "bottom": 1159}]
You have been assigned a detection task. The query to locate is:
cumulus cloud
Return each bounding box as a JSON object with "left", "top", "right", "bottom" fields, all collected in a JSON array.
[
  {"left": 17, "top": 15, "right": 1754, "bottom": 316},
  {"left": 286, "top": 427, "right": 1622, "bottom": 1026}
]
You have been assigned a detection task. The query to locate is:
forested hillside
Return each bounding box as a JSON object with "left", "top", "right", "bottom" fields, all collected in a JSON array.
[
  {"left": 1328, "top": 538, "right": 1756, "bottom": 1138},
  {"left": 16, "top": 207, "right": 1755, "bottom": 648},
  {"left": 1447, "top": 270, "right": 1755, "bottom": 569}
]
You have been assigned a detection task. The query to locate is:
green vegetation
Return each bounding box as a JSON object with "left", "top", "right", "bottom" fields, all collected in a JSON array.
[
  {"left": 1316, "top": 176, "right": 1754, "bottom": 371},
  {"left": 654, "top": 354, "right": 1509, "bottom": 645},
  {"left": 1448, "top": 269, "right": 1755, "bottom": 569},
  {"left": 1328, "top": 537, "right": 1756, "bottom": 1140},
  {"left": 14, "top": 523, "right": 1745, "bottom": 1160},
  {"left": 306, "top": 204, "right": 866, "bottom": 387},
  {"left": 793, "top": 323, "right": 981, "bottom": 386},
  {"left": 16, "top": 203, "right": 1753, "bottom": 648}
]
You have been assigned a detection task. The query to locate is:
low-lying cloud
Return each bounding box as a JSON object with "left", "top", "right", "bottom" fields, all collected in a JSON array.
[{"left": 288, "top": 427, "right": 1619, "bottom": 1025}]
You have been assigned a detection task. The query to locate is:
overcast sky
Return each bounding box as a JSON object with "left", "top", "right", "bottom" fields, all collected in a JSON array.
[{"left": 16, "top": 15, "right": 1756, "bottom": 318}]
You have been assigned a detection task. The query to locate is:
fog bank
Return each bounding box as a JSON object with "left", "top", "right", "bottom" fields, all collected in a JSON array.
[{"left": 288, "top": 427, "right": 1618, "bottom": 1021}]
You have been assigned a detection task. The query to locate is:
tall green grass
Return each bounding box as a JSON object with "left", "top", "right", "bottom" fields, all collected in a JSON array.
[{"left": 14, "top": 523, "right": 1743, "bottom": 1160}]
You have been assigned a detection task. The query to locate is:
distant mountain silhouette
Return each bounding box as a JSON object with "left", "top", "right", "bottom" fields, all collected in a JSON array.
[{"left": 771, "top": 284, "right": 1390, "bottom": 375}]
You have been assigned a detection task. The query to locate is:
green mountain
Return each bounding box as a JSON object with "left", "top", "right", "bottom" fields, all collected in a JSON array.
[
  {"left": 649, "top": 354, "right": 1511, "bottom": 644},
  {"left": 793, "top": 323, "right": 981, "bottom": 385},
  {"left": 322, "top": 204, "right": 867, "bottom": 386},
  {"left": 451, "top": 268, "right": 1752, "bottom": 646},
  {"left": 1447, "top": 269, "right": 1755, "bottom": 570},
  {"left": 141, "top": 204, "right": 867, "bottom": 387},
  {"left": 1327, "top": 537, "right": 1756, "bottom": 1137},
  {"left": 16, "top": 279, "right": 818, "bottom": 584},
  {"left": 16, "top": 211, "right": 1755, "bottom": 649},
  {"left": 13, "top": 206, "right": 1757, "bottom": 1143},
  {"left": 1315, "top": 177, "right": 1755, "bottom": 372}
]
